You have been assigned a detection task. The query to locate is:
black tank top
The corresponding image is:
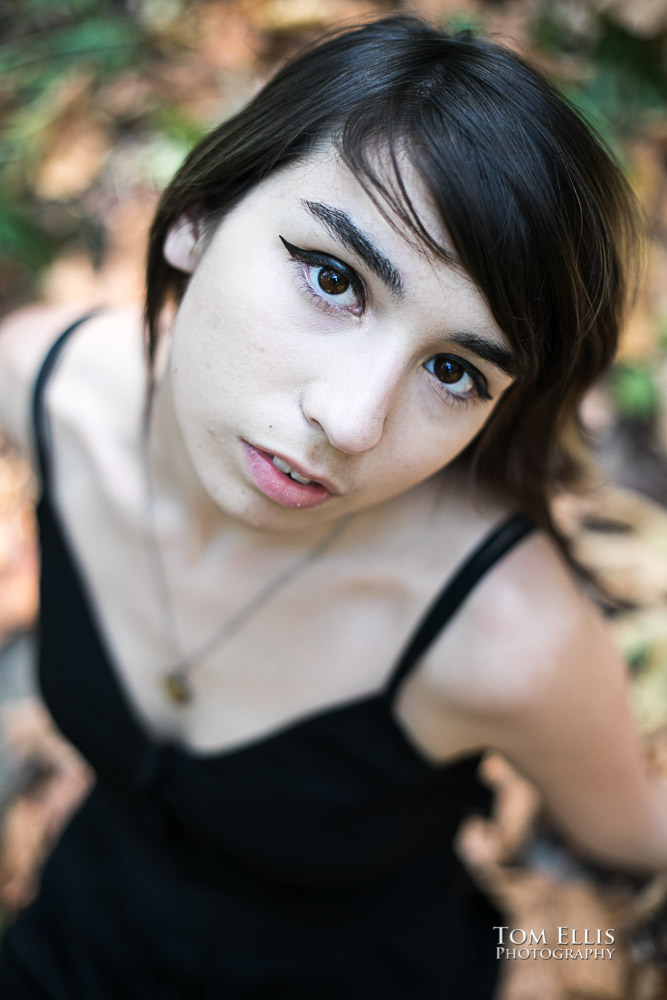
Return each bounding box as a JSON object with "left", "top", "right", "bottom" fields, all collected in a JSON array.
[{"left": 0, "top": 316, "right": 537, "bottom": 999}]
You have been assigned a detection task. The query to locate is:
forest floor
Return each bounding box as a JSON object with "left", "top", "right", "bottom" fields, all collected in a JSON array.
[{"left": 1, "top": 0, "right": 666, "bottom": 995}]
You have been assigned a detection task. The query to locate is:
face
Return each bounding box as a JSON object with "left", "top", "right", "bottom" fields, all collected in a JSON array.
[{"left": 164, "top": 149, "right": 516, "bottom": 534}]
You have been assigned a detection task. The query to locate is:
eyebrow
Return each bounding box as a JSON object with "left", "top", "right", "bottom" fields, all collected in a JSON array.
[
  {"left": 447, "top": 331, "right": 518, "bottom": 379},
  {"left": 302, "top": 199, "right": 404, "bottom": 298},
  {"left": 301, "top": 198, "right": 517, "bottom": 380}
]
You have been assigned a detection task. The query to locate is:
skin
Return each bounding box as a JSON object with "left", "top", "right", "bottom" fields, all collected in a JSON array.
[
  {"left": 161, "top": 150, "right": 516, "bottom": 538},
  {"left": 1, "top": 148, "right": 667, "bottom": 874}
]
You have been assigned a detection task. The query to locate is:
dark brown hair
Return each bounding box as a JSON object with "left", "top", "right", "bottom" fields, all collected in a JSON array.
[{"left": 145, "top": 15, "right": 641, "bottom": 538}]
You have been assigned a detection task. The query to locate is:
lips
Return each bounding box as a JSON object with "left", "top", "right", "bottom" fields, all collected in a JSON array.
[{"left": 242, "top": 442, "right": 337, "bottom": 510}]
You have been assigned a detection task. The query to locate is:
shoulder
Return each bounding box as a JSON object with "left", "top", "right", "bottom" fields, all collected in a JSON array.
[
  {"left": 426, "top": 522, "right": 617, "bottom": 718},
  {"left": 0, "top": 303, "right": 145, "bottom": 475},
  {"left": 0, "top": 303, "right": 87, "bottom": 454},
  {"left": 428, "top": 526, "right": 666, "bottom": 869},
  {"left": 407, "top": 511, "right": 632, "bottom": 767}
]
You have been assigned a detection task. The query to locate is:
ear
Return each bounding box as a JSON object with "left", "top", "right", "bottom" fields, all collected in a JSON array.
[{"left": 163, "top": 215, "right": 202, "bottom": 273}]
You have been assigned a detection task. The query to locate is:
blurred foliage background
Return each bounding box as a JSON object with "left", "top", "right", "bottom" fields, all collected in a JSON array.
[
  {"left": 0, "top": 1, "right": 666, "bottom": 997},
  {"left": 1, "top": 0, "right": 666, "bottom": 484}
]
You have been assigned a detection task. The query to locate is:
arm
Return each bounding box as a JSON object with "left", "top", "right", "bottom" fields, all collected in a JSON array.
[
  {"left": 437, "top": 530, "right": 667, "bottom": 873},
  {"left": 487, "top": 606, "right": 667, "bottom": 872}
]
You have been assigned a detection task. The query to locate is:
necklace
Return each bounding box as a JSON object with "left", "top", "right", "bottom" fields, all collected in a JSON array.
[
  {"left": 142, "top": 428, "right": 350, "bottom": 706},
  {"left": 160, "top": 516, "right": 350, "bottom": 705}
]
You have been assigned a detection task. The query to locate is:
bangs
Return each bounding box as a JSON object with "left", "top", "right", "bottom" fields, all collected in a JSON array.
[
  {"left": 334, "top": 64, "right": 553, "bottom": 383},
  {"left": 145, "top": 15, "right": 640, "bottom": 537},
  {"left": 337, "top": 124, "right": 459, "bottom": 270},
  {"left": 332, "top": 37, "right": 636, "bottom": 395}
]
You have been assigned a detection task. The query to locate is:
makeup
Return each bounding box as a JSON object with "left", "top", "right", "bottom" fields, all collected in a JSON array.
[{"left": 242, "top": 442, "right": 333, "bottom": 509}]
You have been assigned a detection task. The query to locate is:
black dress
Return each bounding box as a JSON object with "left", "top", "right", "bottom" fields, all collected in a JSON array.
[{"left": 0, "top": 317, "right": 536, "bottom": 998}]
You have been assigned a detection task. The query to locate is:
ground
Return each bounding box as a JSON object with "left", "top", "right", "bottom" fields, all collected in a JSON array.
[{"left": 1, "top": 1, "right": 667, "bottom": 995}]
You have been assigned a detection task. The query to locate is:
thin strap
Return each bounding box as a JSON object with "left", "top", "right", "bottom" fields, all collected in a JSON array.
[
  {"left": 385, "top": 513, "right": 537, "bottom": 698},
  {"left": 31, "top": 312, "right": 101, "bottom": 492}
]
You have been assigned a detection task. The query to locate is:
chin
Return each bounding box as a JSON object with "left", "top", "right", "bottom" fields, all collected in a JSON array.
[{"left": 208, "top": 486, "right": 339, "bottom": 535}]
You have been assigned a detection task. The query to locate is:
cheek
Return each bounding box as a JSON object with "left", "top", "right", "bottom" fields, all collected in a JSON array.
[
  {"left": 378, "top": 402, "right": 495, "bottom": 487},
  {"left": 198, "top": 255, "right": 308, "bottom": 357},
  {"left": 171, "top": 293, "right": 314, "bottom": 435}
]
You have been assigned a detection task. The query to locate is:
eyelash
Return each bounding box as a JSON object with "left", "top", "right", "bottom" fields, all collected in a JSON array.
[
  {"left": 280, "top": 237, "right": 365, "bottom": 316},
  {"left": 279, "top": 236, "right": 491, "bottom": 408},
  {"left": 424, "top": 356, "right": 490, "bottom": 409}
]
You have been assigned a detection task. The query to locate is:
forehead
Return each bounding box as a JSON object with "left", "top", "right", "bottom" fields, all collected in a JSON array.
[
  {"left": 251, "top": 149, "right": 506, "bottom": 338},
  {"left": 193, "top": 146, "right": 517, "bottom": 378},
  {"left": 263, "top": 147, "right": 455, "bottom": 261},
  {"left": 225, "top": 147, "right": 481, "bottom": 312},
  {"left": 196, "top": 147, "right": 512, "bottom": 356}
]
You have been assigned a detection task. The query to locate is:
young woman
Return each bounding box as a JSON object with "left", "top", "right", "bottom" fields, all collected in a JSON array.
[{"left": 0, "top": 14, "right": 664, "bottom": 999}]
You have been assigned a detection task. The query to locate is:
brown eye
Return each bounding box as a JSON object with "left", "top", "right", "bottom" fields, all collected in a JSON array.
[
  {"left": 431, "top": 357, "right": 465, "bottom": 384},
  {"left": 424, "top": 355, "right": 479, "bottom": 400},
  {"left": 317, "top": 268, "right": 349, "bottom": 295}
]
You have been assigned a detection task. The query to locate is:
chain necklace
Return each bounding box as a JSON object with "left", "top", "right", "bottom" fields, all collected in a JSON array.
[{"left": 142, "top": 427, "right": 351, "bottom": 706}]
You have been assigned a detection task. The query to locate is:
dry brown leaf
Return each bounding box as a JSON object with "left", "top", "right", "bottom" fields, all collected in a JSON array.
[
  {"left": 26, "top": 69, "right": 110, "bottom": 200},
  {"left": 553, "top": 487, "right": 667, "bottom": 606},
  {"left": 196, "top": 2, "right": 262, "bottom": 74},
  {"left": 0, "top": 542, "right": 38, "bottom": 639},
  {"left": 2, "top": 700, "right": 82, "bottom": 776},
  {"left": 0, "top": 765, "right": 91, "bottom": 913},
  {"left": 0, "top": 448, "right": 38, "bottom": 639},
  {"left": 0, "top": 699, "right": 92, "bottom": 913},
  {"left": 40, "top": 248, "right": 143, "bottom": 306},
  {"left": 244, "top": 0, "right": 378, "bottom": 34},
  {"left": 459, "top": 837, "right": 630, "bottom": 1000},
  {"left": 34, "top": 119, "right": 110, "bottom": 200},
  {"left": 591, "top": 0, "right": 667, "bottom": 37}
]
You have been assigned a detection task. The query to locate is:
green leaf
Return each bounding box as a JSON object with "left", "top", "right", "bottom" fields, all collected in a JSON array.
[
  {"left": 446, "top": 11, "right": 485, "bottom": 36},
  {"left": 609, "top": 364, "right": 661, "bottom": 420}
]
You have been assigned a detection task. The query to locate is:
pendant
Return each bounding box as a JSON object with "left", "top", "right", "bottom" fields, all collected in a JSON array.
[{"left": 162, "top": 669, "right": 193, "bottom": 705}]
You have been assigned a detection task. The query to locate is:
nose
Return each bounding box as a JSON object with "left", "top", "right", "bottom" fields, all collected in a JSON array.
[{"left": 301, "top": 352, "right": 401, "bottom": 454}]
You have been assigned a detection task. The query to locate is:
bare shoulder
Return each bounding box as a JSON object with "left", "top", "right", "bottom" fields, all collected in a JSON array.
[
  {"left": 0, "top": 302, "right": 145, "bottom": 471},
  {"left": 426, "top": 525, "right": 664, "bottom": 870},
  {"left": 403, "top": 514, "right": 629, "bottom": 769},
  {"left": 0, "top": 303, "right": 86, "bottom": 452},
  {"left": 427, "top": 524, "right": 615, "bottom": 715}
]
